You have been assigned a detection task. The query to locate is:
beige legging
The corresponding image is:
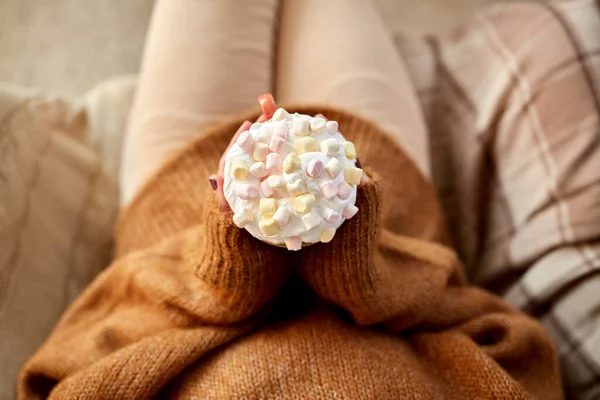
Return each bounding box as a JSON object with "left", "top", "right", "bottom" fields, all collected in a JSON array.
[{"left": 121, "top": 0, "right": 430, "bottom": 205}]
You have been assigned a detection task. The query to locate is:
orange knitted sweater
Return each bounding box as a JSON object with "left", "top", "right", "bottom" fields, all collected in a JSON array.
[{"left": 20, "top": 107, "right": 562, "bottom": 399}]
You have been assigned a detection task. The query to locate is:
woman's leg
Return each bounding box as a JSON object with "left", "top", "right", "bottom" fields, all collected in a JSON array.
[
  {"left": 121, "top": 0, "right": 278, "bottom": 205},
  {"left": 275, "top": 0, "right": 431, "bottom": 178}
]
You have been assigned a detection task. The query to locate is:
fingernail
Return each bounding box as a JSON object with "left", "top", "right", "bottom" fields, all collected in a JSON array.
[
  {"left": 356, "top": 158, "right": 362, "bottom": 168},
  {"left": 209, "top": 178, "right": 218, "bottom": 190}
]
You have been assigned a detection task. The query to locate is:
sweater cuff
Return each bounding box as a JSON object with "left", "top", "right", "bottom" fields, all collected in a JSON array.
[{"left": 188, "top": 194, "right": 293, "bottom": 323}]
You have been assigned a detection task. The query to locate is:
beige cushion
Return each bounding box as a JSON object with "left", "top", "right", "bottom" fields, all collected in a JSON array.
[{"left": 0, "top": 84, "right": 119, "bottom": 398}]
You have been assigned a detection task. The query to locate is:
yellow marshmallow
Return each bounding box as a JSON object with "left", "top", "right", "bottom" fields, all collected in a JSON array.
[
  {"left": 345, "top": 166, "right": 363, "bottom": 185},
  {"left": 343, "top": 141, "right": 356, "bottom": 160},
  {"left": 259, "top": 218, "right": 281, "bottom": 236},
  {"left": 293, "top": 193, "right": 316, "bottom": 214},
  {"left": 231, "top": 158, "right": 248, "bottom": 180},
  {"left": 294, "top": 137, "right": 318, "bottom": 154},
  {"left": 319, "top": 228, "right": 336, "bottom": 243},
  {"left": 260, "top": 199, "right": 277, "bottom": 217},
  {"left": 283, "top": 153, "right": 301, "bottom": 173}
]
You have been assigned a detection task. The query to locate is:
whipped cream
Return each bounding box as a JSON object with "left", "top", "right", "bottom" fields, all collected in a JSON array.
[{"left": 223, "top": 109, "right": 361, "bottom": 250}]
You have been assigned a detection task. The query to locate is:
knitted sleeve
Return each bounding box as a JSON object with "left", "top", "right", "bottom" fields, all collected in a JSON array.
[
  {"left": 19, "top": 195, "right": 292, "bottom": 399},
  {"left": 298, "top": 174, "right": 562, "bottom": 398}
]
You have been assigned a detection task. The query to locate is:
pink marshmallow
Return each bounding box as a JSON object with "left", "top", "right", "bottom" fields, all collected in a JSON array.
[
  {"left": 342, "top": 204, "right": 359, "bottom": 219},
  {"left": 266, "top": 153, "right": 282, "bottom": 171},
  {"left": 284, "top": 236, "right": 302, "bottom": 251},
  {"left": 273, "top": 122, "right": 288, "bottom": 139},
  {"left": 235, "top": 184, "right": 259, "bottom": 199},
  {"left": 337, "top": 181, "right": 353, "bottom": 200},
  {"left": 321, "top": 181, "right": 338, "bottom": 199},
  {"left": 236, "top": 130, "right": 255, "bottom": 153},
  {"left": 322, "top": 209, "right": 340, "bottom": 224},
  {"left": 269, "top": 135, "right": 286, "bottom": 154},
  {"left": 306, "top": 159, "right": 324, "bottom": 178},
  {"left": 260, "top": 180, "right": 275, "bottom": 197}
]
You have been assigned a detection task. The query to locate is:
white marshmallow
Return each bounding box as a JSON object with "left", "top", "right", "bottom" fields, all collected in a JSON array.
[
  {"left": 266, "top": 153, "right": 282, "bottom": 172},
  {"left": 253, "top": 143, "right": 269, "bottom": 161},
  {"left": 321, "top": 181, "right": 338, "bottom": 199},
  {"left": 272, "top": 122, "right": 288, "bottom": 139},
  {"left": 322, "top": 209, "right": 340, "bottom": 224},
  {"left": 269, "top": 135, "right": 286, "bottom": 154},
  {"left": 258, "top": 126, "right": 272, "bottom": 143},
  {"left": 293, "top": 117, "right": 309, "bottom": 136},
  {"left": 302, "top": 212, "right": 321, "bottom": 230},
  {"left": 249, "top": 162, "right": 267, "bottom": 178},
  {"left": 337, "top": 181, "right": 353, "bottom": 200},
  {"left": 260, "top": 180, "right": 275, "bottom": 197},
  {"left": 235, "top": 184, "right": 259, "bottom": 199},
  {"left": 320, "top": 138, "right": 340, "bottom": 156},
  {"left": 267, "top": 175, "right": 286, "bottom": 190},
  {"left": 325, "top": 120, "right": 339, "bottom": 133},
  {"left": 287, "top": 179, "right": 308, "bottom": 196},
  {"left": 233, "top": 210, "right": 254, "bottom": 228},
  {"left": 309, "top": 118, "right": 326, "bottom": 133},
  {"left": 273, "top": 207, "right": 292, "bottom": 226},
  {"left": 325, "top": 158, "right": 343, "bottom": 178},
  {"left": 272, "top": 108, "right": 290, "bottom": 121}
]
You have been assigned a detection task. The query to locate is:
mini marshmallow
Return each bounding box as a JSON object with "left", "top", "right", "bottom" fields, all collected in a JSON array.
[
  {"left": 337, "top": 181, "right": 353, "bottom": 200},
  {"left": 322, "top": 209, "right": 340, "bottom": 224},
  {"left": 266, "top": 153, "right": 282, "bottom": 171},
  {"left": 293, "top": 193, "right": 316, "bottom": 213},
  {"left": 269, "top": 135, "right": 286, "bottom": 154},
  {"left": 309, "top": 118, "right": 326, "bottom": 133},
  {"left": 258, "top": 127, "right": 272, "bottom": 143},
  {"left": 342, "top": 204, "right": 359, "bottom": 219},
  {"left": 260, "top": 198, "right": 277, "bottom": 217},
  {"left": 320, "top": 138, "right": 340, "bottom": 156},
  {"left": 321, "top": 181, "right": 338, "bottom": 199},
  {"left": 325, "top": 158, "right": 342, "bottom": 178},
  {"left": 235, "top": 184, "right": 259, "bottom": 199},
  {"left": 253, "top": 142, "right": 269, "bottom": 161},
  {"left": 343, "top": 141, "right": 356, "bottom": 160},
  {"left": 302, "top": 212, "right": 321, "bottom": 230},
  {"left": 267, "top": 175, "right": 286, "bottom": 190},
  {"left": 233, "top": 210, "right": 254, "bottom": 228},
  {"left": 273, "top": 206, "right": 292, "bottom": 226},
  {"left": 259, "top": 218, "right": 281, "bottom": 236},
  {"left": 231, "top": 158, "right": 248, "bottom": 180},
  {"left": 294, "top": 137, "right": 318, "bottom": 154},
  {"left": 293, "top": 117, "right": 309, "bottom": 136},
  {"left": 283, "top": 153, "right": 301, "bottom": 173},
  {"left": 308, "top": 181, "right": 322, "bottom": 196},
  {"left": 236, "top": 131, "right": 254, "bottom": 153},
  {"left": 319, "top": 228, "right": 336, "bottom": 243},
  {"left": 272, "top": 108, "right": 290, "bottom": 121},
  {"left": 284, "top": 236, "right": 302, "bottom": 251},
  {"left": 345, "top": 166, "right": 363, "bottom": 185},
  {"left": 272, "top": 122, "right": 288, "bottom": 139},
  {"left": 325, "top": 120, "right": 339, "bottom": 133},
  {"left": 287, "top": 179, "right": 308, "bottom": 196},
  {"left": 260, "top": 179, "right": 275, "bottom": 197},
  {"left": 306, "top": 159, "right": 324, "bottom": 178},
  {"left": 249, "top": 162, "right": 267, "bottom": 178}
]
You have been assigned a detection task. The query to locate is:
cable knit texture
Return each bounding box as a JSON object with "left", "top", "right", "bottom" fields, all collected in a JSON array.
[{"left": 19, "top": 106, "right": 562, "bottom": 399}]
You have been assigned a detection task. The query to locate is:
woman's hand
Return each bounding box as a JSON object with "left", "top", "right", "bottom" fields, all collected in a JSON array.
[{"left": 209, "top": 94, "right": 277, "bottom": 210}]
